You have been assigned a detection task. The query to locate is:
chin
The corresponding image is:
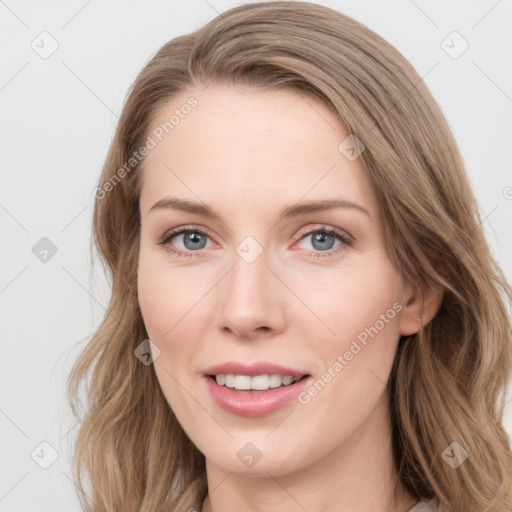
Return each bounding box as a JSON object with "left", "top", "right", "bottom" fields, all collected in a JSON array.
[{"left": 204, "top": 444, "right": 309, "bottom": 477}]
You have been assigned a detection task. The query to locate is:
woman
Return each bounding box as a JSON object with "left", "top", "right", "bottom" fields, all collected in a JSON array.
[{"left": 67, "top": 2, "right": 512, "bottom": 511}]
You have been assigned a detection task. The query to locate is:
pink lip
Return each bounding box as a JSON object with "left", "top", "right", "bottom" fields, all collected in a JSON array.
[
  {"left": 204, "top": 376, "right": 312, "bottom": 417},
  {"left": 202, "top": 361, "right": 312, "bottom": 418},
  {"left": 203, "top": 361, "right": 308, "bottom": 379}
]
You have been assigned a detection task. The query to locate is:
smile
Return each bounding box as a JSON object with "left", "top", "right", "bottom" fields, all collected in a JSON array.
[
  {"left": 204, "top": 374, "right": 312, "bottom": 417},
  {"left": 213, "top": 373, "right": 302, "bottom": 391}
]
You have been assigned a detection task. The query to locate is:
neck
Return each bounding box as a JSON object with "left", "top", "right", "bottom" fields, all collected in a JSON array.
[{"left": 200, "top": 394, "right": 418, "bottom": 512}]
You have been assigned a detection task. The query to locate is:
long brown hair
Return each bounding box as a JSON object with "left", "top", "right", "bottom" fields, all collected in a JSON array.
[{"left": 67, "top": 2, "right": 512, "bottom": 510}]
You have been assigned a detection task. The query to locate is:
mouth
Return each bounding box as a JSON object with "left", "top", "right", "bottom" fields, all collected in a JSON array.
[
  {"left": 206, "top": 373, "right": 311, "bottom": 394},
  {"left": 203, "top": 371, "right": 313, "bottom": 417}
]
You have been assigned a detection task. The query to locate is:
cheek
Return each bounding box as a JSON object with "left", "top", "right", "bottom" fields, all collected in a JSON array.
[
  {"left": 294, "top": 283, "right": 402, "bottom": 446},
  {"left": 137, "top": 272, "right": 170, "bottom": 341},
  {"left": 300, "top": 263, "right": 403, "bottom": 393},
  {"left": 296, "top": 259, "right": 402, "bottom": 343},
  {"left": 137, "top": 254, "right": 210, "bottom": 373},
  {"left": 137, "top": 254, "right": 183, "bottom": 372},
  {"left": 137, "top": 248, "right": 192, "bottom": 339},
  {"left": 137, "top": 261, "right": 199, "bottom": 420}
]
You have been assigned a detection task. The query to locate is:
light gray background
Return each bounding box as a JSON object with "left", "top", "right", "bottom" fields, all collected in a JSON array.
[{"left": 1, "top": 0, "right": 511, "bottom": 510}]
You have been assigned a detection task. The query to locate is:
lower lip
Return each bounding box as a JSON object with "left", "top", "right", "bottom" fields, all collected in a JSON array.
[{"left": 204, "top": 375, "right": 312, "bottom": 417}]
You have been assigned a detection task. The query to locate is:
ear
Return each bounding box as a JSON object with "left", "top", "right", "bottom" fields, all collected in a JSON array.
[{"left": 398, "top": 277, "right": 444, "bottom": 336}]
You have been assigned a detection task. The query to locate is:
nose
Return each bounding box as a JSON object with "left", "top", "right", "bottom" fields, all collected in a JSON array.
[{"left": 216, "top": 246, "right": 286, "bottom": 341}]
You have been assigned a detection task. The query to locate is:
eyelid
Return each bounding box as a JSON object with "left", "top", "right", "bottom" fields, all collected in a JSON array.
[
  {"left": 291, "top": 225, "right": 353, "bottom": 259},
  {"left": 159, "top": 223, "right": 353, "bottom": 243},
  {"left": 158, "top": 224, "right": 216, "bottom": 254},
  {"left": 158, "top": 223, "right": 354, "bottom": 259},
  {"left": 294, "top": 224, "right": 354, "bottom": 244},
  {"left": 159, "top": 224, "right": 213, "bottom": 244}
]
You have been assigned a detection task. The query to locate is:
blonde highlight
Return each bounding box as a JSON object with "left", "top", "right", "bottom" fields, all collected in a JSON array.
[{"left": 67, "top": 2, "right": 512, "bottom": 510}]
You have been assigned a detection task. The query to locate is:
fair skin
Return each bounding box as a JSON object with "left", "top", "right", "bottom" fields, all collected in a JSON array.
[{"left": 137, "top": 85, "right": 442, "bottom": 512}]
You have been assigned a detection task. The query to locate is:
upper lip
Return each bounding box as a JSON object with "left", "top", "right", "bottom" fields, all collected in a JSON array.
[{"left": 204, "top": 362, "right": 310, "bottom": 379}]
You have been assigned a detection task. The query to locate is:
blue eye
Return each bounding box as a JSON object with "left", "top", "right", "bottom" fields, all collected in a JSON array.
[
  {"left": 158, "top": 224, "right": 353, "bottom": 259},
  {"left": 296, "top": 226, "right": 352, "bottom": 258},
  {"left": 159, "top": 226, "right": 212, "bottom": 258}
]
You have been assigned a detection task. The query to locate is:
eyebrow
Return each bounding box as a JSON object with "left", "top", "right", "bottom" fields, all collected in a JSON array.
[{"left": 148, "top": 197, "right": 371, "bottom": 220}]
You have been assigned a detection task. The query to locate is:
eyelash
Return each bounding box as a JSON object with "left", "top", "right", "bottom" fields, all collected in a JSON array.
[{"left": 158, "top": 224, "right": 353, "bottom": 259}]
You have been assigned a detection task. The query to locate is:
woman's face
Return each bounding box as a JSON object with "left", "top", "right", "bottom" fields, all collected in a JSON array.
[{"left": 137, "top": 85, "right": 418, "bottom": 476}]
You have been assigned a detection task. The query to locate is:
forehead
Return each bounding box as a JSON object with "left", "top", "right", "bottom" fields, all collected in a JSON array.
[{"left": 139, "top": 85, "right": 376, "bottom": 218}]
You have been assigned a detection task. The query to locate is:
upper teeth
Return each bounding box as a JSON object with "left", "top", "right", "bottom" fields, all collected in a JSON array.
[{"left": 215, "top": 374, "right": 299, "bottom": 390}]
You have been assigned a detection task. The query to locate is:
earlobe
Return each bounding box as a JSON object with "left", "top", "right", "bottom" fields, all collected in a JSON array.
[{"left": 398, "top": 279, "right": 444, "bottom": 336}]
